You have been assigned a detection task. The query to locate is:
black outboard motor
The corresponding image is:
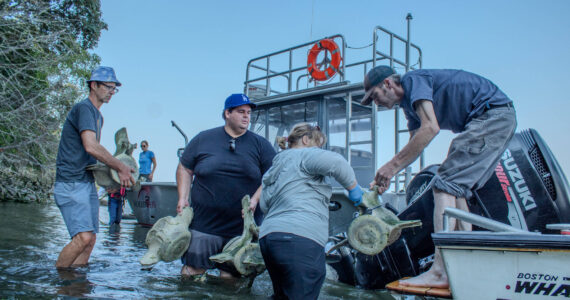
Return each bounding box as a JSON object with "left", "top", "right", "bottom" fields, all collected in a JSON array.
[{"left": 328, "top": 128, "right": 570, "bottom": 289}]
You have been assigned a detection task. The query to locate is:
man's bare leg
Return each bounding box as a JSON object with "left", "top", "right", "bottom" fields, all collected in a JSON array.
[
  {"left": 71, "top": 233, "right": 96, "bottom": 267},
  {"left": 455, "top": 197, "right": 472, "bottom": 231},
  {"left": 181, "top": 265, "right": 235, "bottom": 278},
  {"left": 399, "top": 189, "right": 455, "bottom": 288},
  {"left": 56, "top": 232, "right": 96, "bottom": 268},
  {"left": 181, "top": 265, "right": 205, "bottom": 276}
]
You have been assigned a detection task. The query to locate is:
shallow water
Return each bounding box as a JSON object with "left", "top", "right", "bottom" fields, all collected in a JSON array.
[{"left": 0, "top": 202, "right": 429, "bottom": 299}]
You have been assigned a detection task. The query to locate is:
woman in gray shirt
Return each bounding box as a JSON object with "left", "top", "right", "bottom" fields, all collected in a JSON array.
[{"left": 259, "top": 123, "right": 363, "bottom": 300}]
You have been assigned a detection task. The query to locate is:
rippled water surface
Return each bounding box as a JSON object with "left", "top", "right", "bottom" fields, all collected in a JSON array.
[{"left": 0, "top": 202, "right": 431, "bottom": 299}]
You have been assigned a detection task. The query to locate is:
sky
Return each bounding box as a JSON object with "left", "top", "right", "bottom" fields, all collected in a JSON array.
[{"left": 94, "top": 0, "right": 570, "bottom": 183}]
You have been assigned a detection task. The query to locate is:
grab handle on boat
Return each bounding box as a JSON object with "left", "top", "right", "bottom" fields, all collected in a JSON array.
[
  {"left": 171, "top": 120, "right": 188, "bottom": 146},
  {"left": 442, "top": 208, "right": 537, "bottom": 234},
  {"left": 546, "top": 223, "right": 570, "bottom": 235}
]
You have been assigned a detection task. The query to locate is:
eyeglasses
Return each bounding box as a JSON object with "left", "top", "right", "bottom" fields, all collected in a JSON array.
[
  {"left": 141, "top": 144, "right": 147, "bottom": 148},
  {"left": 98, "top": 82, "right": 119, "bottom": 93},
  {"left": 229, "top": 138, "right": 236, "bottom": 152}
]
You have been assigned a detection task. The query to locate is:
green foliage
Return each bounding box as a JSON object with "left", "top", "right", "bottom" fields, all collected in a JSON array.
[{"left": 0, "top": 0, "right": 107, "bottom": 202}]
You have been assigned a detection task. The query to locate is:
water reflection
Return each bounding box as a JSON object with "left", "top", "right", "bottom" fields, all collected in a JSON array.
[
  {"left": 0, "top": 202, "right": 430, "bottom": 299},
  {"left": 57, "top": 268, "right": 94, "bottom": 297}
]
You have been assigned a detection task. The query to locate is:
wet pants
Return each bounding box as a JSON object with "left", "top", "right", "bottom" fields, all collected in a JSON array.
[
  {"left": 108, "top": 195, "right": 123, "bottom": 224},
  {"left": 259, "top": 232, "right": 325, "bottom": 300}
]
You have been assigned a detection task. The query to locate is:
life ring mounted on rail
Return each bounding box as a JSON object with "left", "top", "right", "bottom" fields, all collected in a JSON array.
[{"left": 307, "top": 39, "right": 342, "bottom": 81}]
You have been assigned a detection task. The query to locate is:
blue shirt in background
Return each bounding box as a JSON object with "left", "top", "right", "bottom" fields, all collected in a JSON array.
[{"left": 139, "top": 150, "right": 155, "bottom": 175}]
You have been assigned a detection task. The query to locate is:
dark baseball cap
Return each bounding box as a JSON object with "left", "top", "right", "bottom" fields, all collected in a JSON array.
[
  {"left": 224, "top": 93, "right": 256, "bottom": 111},
  {"left": 361, "top": 65, "right": 395, "bottom": 105}
]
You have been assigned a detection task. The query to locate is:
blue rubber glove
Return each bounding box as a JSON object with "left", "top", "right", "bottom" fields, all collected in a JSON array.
[{"left": 348, "top": 185, "right": 363, "bottom": 206}]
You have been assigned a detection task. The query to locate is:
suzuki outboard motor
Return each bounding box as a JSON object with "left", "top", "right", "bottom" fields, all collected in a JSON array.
[{"left": 329, "top": 128, "right": 570, "bottom": 289}]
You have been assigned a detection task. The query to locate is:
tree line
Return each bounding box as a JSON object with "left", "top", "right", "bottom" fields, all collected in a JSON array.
[{"left": 0, "top": 0, "right": 107, "bottom": 202}]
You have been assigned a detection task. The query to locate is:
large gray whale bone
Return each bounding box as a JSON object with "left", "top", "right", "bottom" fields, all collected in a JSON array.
[
  {"left": 87, "top": 127, "right": 139, "bottom": 190},
  {"left": 331, "top": 186, "right": 422, "bottom": 256},
  {"left": 140, "top": 206, "right": 194, "bottom": 267},
  {"left": 113, "top": 127, "right": 137, "bottom": 156},
  {"left": 209, "top": 195, "right": 265, "bottom": 276}
]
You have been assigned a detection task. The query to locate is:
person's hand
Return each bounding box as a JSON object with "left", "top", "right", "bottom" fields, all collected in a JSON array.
[
  {"left": 177, "top": 199, "right": 189, "bottom": 215},
  {"left": 118, "top": 164, "right": 136, "bottom": 188},
  {"left": 348, "top": 185, "right": 363, "bottom": 206},
  {"left": 148, "top": 173, "right": 154, "bottom": 181},
  {"left": 242, "top": 196, "right": 258, "bottom": 218},
  {"left": 370, "top": 165, "right": 394, "bottom": 194}
]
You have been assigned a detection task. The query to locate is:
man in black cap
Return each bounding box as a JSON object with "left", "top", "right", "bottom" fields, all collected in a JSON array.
[
  {"left": 361, "top": 66, "right": 517, "bottom": 288},
  {"left": 176, "top": 93, "right": 276, "bottom": 278}
]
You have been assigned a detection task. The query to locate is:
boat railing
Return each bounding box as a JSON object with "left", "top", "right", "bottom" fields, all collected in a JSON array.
[
  {"left": 244, "top": 14, "right": 424, "bottom": 195},
  {"left": 442, "top": 207, "right": 539, "bottom": 234}
]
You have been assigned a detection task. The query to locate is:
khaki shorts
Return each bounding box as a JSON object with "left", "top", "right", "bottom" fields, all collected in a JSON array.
[{"left": 433, "top": 106, "right": 517, "bottom": 198}]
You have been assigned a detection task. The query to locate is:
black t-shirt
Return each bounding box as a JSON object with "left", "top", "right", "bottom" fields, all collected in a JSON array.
[{"left": 180, "top": 126, "right": 276, "bottom": 238}]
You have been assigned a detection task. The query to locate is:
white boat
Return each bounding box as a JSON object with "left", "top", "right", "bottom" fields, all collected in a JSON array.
[{"left": 432, "top": 208, "right": 570, "bottom": 300}]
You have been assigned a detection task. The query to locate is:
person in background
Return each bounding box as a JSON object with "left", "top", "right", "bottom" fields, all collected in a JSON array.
[
  {"left": 259, "top": 123, "right": 363, "bottom": 299},
  {"left": 176, "top": 93, "right": 276, "bottom": 278},
  {"left": 360, "top": 66, "right": 516, "bottom": 288},
  {"left": 138, "top": 140, "right": 157, "bottom": 182},
  {"left": 107, "top": 187, "right": 124, "bottom": 225},
  {"left": 54, "top": 66, "right": 135, "bottom": 269}
]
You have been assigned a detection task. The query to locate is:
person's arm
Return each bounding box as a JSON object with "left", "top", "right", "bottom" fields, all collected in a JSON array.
[
  {"left": 303, "top": 150, "right": 356, "bottom": 190},
  {"left": 371, "top": 100, "right": 440, "bottom": 193},
  {"left": 247, "top": 185, "right": 262, "bottom": 213},
  {"left": 149, "top": 155, "right": 157, "bottom": 181},
  {"left": 176, "top": 162, "right": 193, "bottom": 214},
  {"left": 303, "top": 150, "right": 362, "bottom": 205},
  {"left": 81, "top": 130, "right": 135, "bottom": 187}
]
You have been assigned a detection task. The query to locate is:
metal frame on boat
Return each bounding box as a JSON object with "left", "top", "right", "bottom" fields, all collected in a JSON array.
[{"left": 128, "top": 16, "right": 424, "bottom": 228}]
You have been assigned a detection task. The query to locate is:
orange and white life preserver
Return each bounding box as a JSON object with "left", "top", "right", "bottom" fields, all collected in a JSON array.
[{"left": 307, "top": 39, "right": 341, "bottom": 81}]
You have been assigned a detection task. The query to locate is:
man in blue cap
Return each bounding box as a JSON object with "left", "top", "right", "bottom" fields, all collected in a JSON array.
[
  {"left": 361, "top": 66, "right": 517, "bottom": 288},
  {"left": 176, "top": 93, "right": 276, "bottom": 278},
  {"left": 54, "top": 66, "right": 136, "bottom": 268}
]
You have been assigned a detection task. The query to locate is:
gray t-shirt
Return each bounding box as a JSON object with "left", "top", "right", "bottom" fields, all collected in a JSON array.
[
  {"left": 56, "top": 98, "right": 103, "bottom": 182},
  {"left": 400, "top": 69, "right": 511, "bottom": 133},
  {"left": 259, "top": 147, "right": 356, "bottom": 246}
]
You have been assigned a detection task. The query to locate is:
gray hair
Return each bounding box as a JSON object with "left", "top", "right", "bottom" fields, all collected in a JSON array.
[{"left": 386, "top": 74, "right": 401, "bottom": 86}]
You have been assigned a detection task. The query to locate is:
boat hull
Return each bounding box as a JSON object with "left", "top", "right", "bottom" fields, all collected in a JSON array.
[
  {"left": 433, "top": 232, "right": 570, "bottom": 299},
  {"left": 126, "top": 182, "right": 183, "bottom": 226}
]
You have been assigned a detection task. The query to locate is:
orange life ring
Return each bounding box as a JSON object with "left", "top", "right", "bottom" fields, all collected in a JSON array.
[{"left": 307, "top": 39, "right": 341, "bottom": 81}]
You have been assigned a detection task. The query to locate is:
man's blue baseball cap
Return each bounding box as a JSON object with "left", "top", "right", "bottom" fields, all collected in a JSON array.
[
  {"left": 224, "top": 93, "right": 256, "bottom": 110},
  {"left": 87, "top": 66, "right": 122, "bottom": 86}
]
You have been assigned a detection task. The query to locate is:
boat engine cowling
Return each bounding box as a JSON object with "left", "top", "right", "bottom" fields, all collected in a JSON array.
[{"left": 329, "top": 128, "right": 570, "bottom": 289}]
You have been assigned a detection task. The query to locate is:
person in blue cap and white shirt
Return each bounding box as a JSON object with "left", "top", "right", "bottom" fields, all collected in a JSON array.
[
  {"left": 176, "top": 93, "right": 276, "bottom": 278},
  {"left": 258, "top": 122, "right": 363, "bottom": 300},
  {"left": 54, "top": 66, "right": 136, "bottom": 268},
  {"left": 361, "top": 66, "right": 516, "bottom": 288}
]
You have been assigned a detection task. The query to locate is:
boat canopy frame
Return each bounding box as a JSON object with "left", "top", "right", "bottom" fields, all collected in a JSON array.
[{"left": 244, "top": 15, "right": 424, "bottom": 192}]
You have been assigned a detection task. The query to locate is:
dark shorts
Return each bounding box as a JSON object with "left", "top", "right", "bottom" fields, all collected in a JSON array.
[
  {"left": 259, "top": 232, "right": 325, "bottom": 300},
  {"left": 139, "top": 174, "right": 151, "bottom": 182},
  {"left": 181, "top": 229, "right": 232, "bottom": 270},
  {"left": 54, "top": 181, "right": 99, "bottom": 238},
  {"left": 434, "top": 106, "right": 517, "bottom": 198}
]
